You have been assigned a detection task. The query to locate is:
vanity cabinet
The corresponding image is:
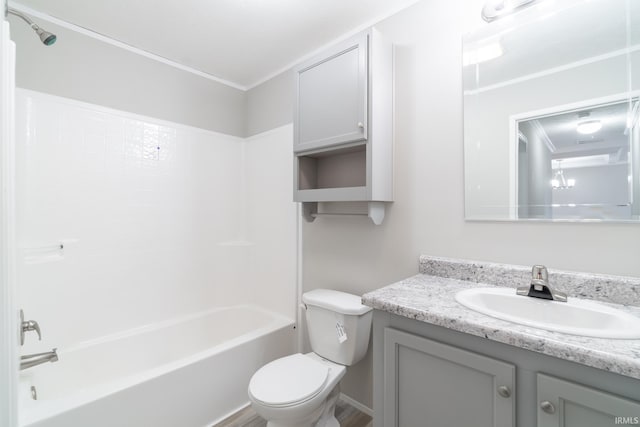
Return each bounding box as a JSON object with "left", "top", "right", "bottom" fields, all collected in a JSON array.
[
  {"left": 373, "top": 311, "right": 640, "bottom": 427},
  {"left": 383, "top": 328, "right": 515, "bottom": 427},
  {"left": 537, "top": 374, "right": 640, "bottom": 427},
  {"left": 293, "top": 28, "right": 393, "bottom": 224}
]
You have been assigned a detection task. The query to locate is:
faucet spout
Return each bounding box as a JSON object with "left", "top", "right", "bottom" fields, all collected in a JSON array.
[
  {"left": 516, "top": 265, "right": 568, "bottom": 302},
  {"left": 20, "top": 348, "right": 58, "bottom": 370}
]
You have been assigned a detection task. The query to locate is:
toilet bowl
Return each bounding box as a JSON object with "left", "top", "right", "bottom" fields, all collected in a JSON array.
[
  {"left": 247, "top": 289, "right": 372, "bottom": 427},
  {"left": 248, "top": 353, "right": 346, "bottom": 427}
]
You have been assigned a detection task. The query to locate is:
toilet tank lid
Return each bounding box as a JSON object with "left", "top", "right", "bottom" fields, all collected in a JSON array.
[{"left": 302, "top": 289, "right": 373, "bottom": 315}]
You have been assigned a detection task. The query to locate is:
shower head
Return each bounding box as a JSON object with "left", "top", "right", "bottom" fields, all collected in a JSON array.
[
  {"left": 34, "top": 27, "right": 57, "bottom": 46},
  {"left": 7, "top": 7, "right": 57, "bottom": 46}
]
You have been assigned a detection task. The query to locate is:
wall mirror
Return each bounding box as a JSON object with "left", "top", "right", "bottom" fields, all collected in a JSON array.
[{"left": 463, "top": 0, "right": 640, "bottom": 221}]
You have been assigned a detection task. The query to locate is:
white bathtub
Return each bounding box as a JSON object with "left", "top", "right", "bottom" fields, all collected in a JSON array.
[{"left": 18, "top": 305, "right": 295, "bottom": 427}]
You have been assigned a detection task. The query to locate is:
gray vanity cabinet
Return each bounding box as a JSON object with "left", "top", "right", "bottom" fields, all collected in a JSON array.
[
  {"left": 537, "top": 374, "right": 640, "bottom": 427},
  {"left": 373, "top": 311, "right": 640, "bottom": 427},
  {"left": 294, "top": 33, "right": 368, "bottom": 153},
  {"left": 383, "top": 328, "right": 516, "bottom": 427}
]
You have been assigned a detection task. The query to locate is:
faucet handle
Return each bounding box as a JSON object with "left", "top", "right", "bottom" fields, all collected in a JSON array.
[
  {"left": 531, "top": 265, "right": 548, "bottom": 282},
  {"left": 20, "top": 310, "right": 42, "bottom": 346}
]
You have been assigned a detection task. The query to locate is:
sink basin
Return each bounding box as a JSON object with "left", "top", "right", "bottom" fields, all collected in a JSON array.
[{"left": 455, "top": 287, "right": 640, "bottom": 339}]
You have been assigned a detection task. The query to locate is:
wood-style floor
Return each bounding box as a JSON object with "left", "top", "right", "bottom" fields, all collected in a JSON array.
[{"left": 214, "top": 398, "right": 372, "bottom": 427}]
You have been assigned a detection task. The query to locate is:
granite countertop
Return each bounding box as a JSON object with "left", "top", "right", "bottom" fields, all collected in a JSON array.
[{"left": 362, "top": 272, "right": 640, "bottom": 380}]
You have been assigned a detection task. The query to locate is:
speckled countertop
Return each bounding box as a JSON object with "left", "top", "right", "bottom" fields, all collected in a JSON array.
[{"left": 362, "top": 256, "right": 640, "bottom": 380}]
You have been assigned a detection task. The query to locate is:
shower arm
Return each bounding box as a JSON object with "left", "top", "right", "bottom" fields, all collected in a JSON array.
[{"left": 7, "top": 7, "right": 41, "bottom": 31}]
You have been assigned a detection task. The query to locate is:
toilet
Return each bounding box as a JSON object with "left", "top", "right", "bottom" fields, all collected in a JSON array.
[{"left": 248, "top": 289, "right": 373, "bottom": 427}]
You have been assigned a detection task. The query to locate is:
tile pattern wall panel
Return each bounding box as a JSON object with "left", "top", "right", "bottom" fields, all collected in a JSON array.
[{"left": 15, "top": 89, "right": 246, "bottom": 351}]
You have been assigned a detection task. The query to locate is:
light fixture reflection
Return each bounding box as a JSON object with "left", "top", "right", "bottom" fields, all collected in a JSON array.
[
  {"left": 551, "top": 160, "right": 575, "bottom": 189},
  {"left": 463, "top": 42, "right": 504, "bottom": 66},
  {"left": 576, "top": 120, "right": 602, "bottom": 135},
  {"left": 482, "top": 0, "right": 538, "bottom": 22}
]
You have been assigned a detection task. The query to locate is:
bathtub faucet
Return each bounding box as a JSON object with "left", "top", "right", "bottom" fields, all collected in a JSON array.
[{"left": 20, "top": 348, "right": 58, "bottom": 370}]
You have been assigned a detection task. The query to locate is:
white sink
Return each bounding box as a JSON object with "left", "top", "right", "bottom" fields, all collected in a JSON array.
[{"left": 455, "top": 287, "right": 640, "bottom": 339}]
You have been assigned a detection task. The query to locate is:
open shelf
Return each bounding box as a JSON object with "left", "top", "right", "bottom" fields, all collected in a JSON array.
[{"left": 297, "top": 144, "right": 366, "bottom": 191}]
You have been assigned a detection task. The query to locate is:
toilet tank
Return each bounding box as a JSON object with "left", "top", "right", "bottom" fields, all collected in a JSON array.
[{"left": 302, "top": 289, "right": 373, "bottom": 366}]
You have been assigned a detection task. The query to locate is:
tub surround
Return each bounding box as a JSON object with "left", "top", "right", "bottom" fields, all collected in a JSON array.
[
  {"left": 362, "top": 256, "right": 640, "bottom": 380},
  {"left": 19, "top": 305, "right": 294, "bottom": 427}
]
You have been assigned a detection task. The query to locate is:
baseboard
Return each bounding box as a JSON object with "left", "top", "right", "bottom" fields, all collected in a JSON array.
[
  {"left": 339, "top": 392, "right": 373, "bottom": 417},
  {"left": 206, "top": 401, "right": 250, "bottom": 427}
]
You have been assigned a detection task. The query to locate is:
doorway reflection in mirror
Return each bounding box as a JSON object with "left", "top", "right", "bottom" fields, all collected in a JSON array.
[{"left": 515, "top": 98, "right": 639, "bottom": 220}]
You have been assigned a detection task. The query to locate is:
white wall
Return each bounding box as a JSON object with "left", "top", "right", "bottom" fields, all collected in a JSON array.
[{"left": 246, "top": 72, "right": 294, "bottom": 137}]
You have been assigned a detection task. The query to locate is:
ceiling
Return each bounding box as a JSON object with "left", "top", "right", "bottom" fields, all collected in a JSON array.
[
  {"left": 532, "top": 99, "right": 637, "bottom": 167},
  {"left": 13, "top": 0, "right": 422, "bottom": 90}
]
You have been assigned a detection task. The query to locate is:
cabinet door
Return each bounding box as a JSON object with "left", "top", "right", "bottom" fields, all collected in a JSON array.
[
  {"left": 384, "top": 328, "right": 515, "bottom": 427},
  {"left": 294, "top": 33, "right": 368, "bottom": 152},
  {"left": 537, "top": 374, "right": 640, "bottom": 427}
]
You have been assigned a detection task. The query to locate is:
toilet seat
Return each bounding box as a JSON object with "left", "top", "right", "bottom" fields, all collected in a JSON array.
[{"left": 249, "top": 354, "right": 329, "bottom": 407}]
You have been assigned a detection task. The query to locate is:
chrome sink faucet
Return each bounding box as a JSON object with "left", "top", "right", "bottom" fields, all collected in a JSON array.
[
  {"left": 516, "top": 265, "right": 567, "bottom": 302},
  {"left": 20, "top": 348, "right": 58, "bottom": 371}
]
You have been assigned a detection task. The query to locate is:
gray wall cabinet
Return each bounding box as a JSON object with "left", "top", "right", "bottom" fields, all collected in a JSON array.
[
  {"left": 294, "top": 33, "right": 368, "bottom": 153},
  {"left": 293, "top": 28, "right": 393, "bottom": 225},
  {"left": 373, "top": 311, "right": 640, "bottom": 427}
]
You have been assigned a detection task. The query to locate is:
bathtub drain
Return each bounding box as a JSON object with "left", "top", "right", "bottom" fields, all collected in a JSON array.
[{"left": 30, "top": 386, "right": 37, "bottom": 400}]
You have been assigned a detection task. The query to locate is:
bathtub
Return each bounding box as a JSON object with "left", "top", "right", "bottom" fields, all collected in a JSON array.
[{"left": 18, "top": 305, "right": 295, "bottom": 427}]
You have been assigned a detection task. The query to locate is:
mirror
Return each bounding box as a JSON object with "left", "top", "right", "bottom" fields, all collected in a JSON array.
[{"left": 463, "top": 0, "right": 640, "bottom": 221}]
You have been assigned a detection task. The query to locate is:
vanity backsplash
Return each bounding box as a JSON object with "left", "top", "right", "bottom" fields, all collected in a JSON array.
[{"left": 419, "top": 256, "right": 640, "bottom": 307}]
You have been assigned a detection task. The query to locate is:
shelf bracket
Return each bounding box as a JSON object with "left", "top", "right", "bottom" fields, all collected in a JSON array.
[
  {"left": 302, "top": 202, "right": 318, "bottom": 223},
  {"left": 368, "top": 202, "right": 385, "bottom": 225}
]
